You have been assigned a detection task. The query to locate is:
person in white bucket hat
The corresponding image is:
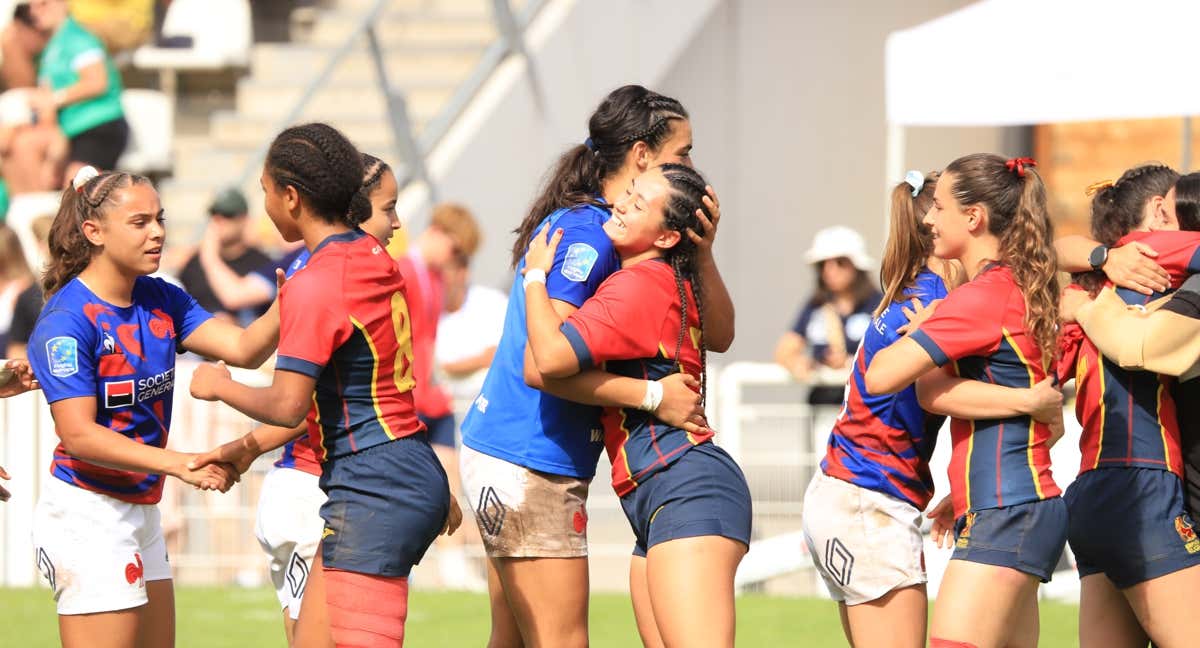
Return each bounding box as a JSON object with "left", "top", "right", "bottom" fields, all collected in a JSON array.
[{"left": 775, "top": 225, "right": 882, "bottom": 406}]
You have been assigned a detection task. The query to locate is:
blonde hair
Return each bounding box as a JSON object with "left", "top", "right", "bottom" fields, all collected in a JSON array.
[{"left": 431, "top": 203, "right": 481, "bottom": 261}]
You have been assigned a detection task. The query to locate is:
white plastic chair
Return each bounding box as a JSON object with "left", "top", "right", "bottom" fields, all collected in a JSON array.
[
  {"left": 116, "top": 89, "right": 173, "bottom": 175},
  {"left": 131, "top": 0, "right": 252, "bottom": 91}
]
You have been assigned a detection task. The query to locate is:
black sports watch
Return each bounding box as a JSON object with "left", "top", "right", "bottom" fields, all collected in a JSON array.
[{"left": 1088, "top": 244, "right": 1109, "bottom": 271}]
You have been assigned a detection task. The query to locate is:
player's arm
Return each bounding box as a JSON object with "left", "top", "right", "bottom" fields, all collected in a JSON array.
[
  {"left": 188, "top": 421, "right": 307, "bottom": 475},
  {"left": 916, "top": 370, "right": 1062, "bottom": 422},
  {"left": 1077, "top": 281, "right": 1200, "bottom": 376},
  {"left": 181, "top": 297, "right": 280, "bottom": 369},
  {"left": 190, "top": 362, "right": 314, "bottom": 428},
  {"left": 1055, "top": 234, "right": 1169, "bottom": 295},
  {"left": 863, "top": 337, "right": 937, "bottom": 395},
  {"left": 689, "top": 186, "right": 735, "bottom": 352},
  {"left": 50, "top": 396, "right": 236, "bottom": 490}
]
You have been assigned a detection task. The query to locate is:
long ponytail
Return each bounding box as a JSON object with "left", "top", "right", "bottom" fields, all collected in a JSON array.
[
  {"left": 511, "top": 85, "right": 689, "bottom": 267},
  {"left": 876, "top": 172, "right": 939, "bottom": 317},
  {"left": 945, "top": 154, "right": 1059, "bottom": 368}
]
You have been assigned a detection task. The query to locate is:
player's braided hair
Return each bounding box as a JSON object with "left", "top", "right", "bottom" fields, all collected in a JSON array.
[
  {"left": 512, "top": 85, "right": 689, "bottom": 267},
  {"left": 265, "top": 123, "right": 369, "bottom": 227},
  {"left": 347, "top": 152, "right": 392, "bottom": 225},
  {"left": 1076, "top": 163, "right": 1178, "bottom": 293},
  {"left": 44, "top": 171, "right": 153, "bottom": 296},
  {"left": 659, "top": 163, "right": 710, "bottom": 404},
  {"left": 945, "top": 153, "right": 1059, "bottom": 368}
]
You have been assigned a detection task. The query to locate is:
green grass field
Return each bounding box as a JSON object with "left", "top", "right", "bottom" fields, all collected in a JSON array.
[{"left": 0, "top": 587, "right": 1080, "bottom": 646}]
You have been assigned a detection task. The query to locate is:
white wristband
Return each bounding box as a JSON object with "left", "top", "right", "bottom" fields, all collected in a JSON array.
[
  {"left": 523, "top": 268, "right": 547, "bottom": 289},
  {"left": 639, "top": 380, "right": 664, "bottom": 412}
]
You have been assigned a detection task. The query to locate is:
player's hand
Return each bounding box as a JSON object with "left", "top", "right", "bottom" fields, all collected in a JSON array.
[
  {"left": 0, "top": 358, "right": 39, "bottom": 397},
  {"left": 686, "top": 185, "right": 722, "bottom": 256},
  {"left": 926, "top": 496, "right": 955, "bottom": 549},
  {"left": 188, "top": 434, "right": 260, "bottom": 475},
  {"left": 275, "top": 267, "right": 287, "bottom": 291},
  {"left": 1023, "top": 377, "right": 1063, "bottom": 424},
  {"left": 1059, "top": 285, "right": 1092, "bottom": 324},
  {"left": 653, "top": 373, "right": 708, "bottom": 434},
  {"left": 0, "top": 464, "right": 10, "bottom": 502},
  {"left": 897, "top": 298, "right": 940, "bottom": 335},
  {"left": 442, "top": 493, "right": 464, "bottom": 536},
  {"left": 1104, "top": 242, "right": 1169, "bottom": 295},
  {"left": 523, "top": 223, "right": 563, "bottom": 276},
  {"left": 173, "top": 453, "right": 240, "bottom": 492},
  {"left": 189, "top": 361, "right": 231, "bottom": 401}
]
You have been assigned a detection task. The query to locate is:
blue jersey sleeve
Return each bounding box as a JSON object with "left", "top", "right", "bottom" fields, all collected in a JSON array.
[
  {"left": 145, "top": 278, "right": 213, "bottom": 348},
  {"left": 545, "top": 221, "right": 618, "bottom": 308},
  {"left": 28, "top": 309, "right": 98, "bottom": 404}
]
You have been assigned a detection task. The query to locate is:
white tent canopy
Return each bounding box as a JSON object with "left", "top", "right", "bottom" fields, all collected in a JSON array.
[{"left": 885, "top": 0, "right": 1200, "bottom": 127}]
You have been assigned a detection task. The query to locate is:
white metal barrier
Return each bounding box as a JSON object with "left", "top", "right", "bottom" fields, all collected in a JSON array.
[{"left": 1, "top": 361, "right": 1084, "bottom": 599}]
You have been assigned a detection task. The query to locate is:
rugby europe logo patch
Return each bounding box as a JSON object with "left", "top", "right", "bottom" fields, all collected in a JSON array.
[
  {"left": 46, "top": 337, "right": 78, "bottom": 377},
  {"left": 561, "top": 243, "right": 599, "bottom": 282}
]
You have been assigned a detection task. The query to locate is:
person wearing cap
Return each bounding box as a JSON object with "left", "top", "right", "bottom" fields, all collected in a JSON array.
[
  {"left": 775, "top": 225, "right": 882, "bottom": 407},
  {"left": 178, "top": 187, "right": 277, "bottom": 326}
]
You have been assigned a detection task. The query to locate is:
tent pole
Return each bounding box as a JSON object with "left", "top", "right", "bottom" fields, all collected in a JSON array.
[
  {"left": 885, "top": 123, "right": 906, "bottom": 239},
  {"left": 1183, "top": 116, "right": 1192, "bottom": 172}
]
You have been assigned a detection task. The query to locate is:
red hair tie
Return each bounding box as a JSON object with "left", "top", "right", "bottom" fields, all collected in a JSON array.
[{"left": 1005, "top": 157, "right": 1037, "bottom": 178}]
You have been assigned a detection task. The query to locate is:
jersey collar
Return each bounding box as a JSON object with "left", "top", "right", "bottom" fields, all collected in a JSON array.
[{"left": 311, "top": 228, "right": 365, "bottom": 256}]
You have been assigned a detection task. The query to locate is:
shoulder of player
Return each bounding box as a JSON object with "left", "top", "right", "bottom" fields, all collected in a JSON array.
[{"left": 553, "top": 203, "right": 609, "bottom": 228}]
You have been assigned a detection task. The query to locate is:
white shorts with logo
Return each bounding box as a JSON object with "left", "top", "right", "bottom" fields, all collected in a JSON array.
[
  {"left": 801, "top": 471, "right": 926, "bottom": 605},
  {"left": 32, "top": 476, "right": 172, "bottom": 615},
  {"left": 460, "top": 445, "right": 590, "bottom": 558},
  {"left": 255, "top": 467, "right": 327, "bottom": 619}
]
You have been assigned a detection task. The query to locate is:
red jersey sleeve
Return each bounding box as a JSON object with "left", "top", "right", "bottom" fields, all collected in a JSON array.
[
  {"left": 1150, "top": 231, "right": 1200, "bottom": 284},
  {"left": 560, "top": 265, "right": 669, "bottom": 368},
  {"left": 276, "top": 260, "right": 353, "bottom": 377},
  {"left": 907, "top": 278, "right": 1004, "bottom": 366}
]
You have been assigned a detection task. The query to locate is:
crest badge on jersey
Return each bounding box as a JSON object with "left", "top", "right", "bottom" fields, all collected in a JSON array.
[
  {"left": 104, "top": 380, "right": 135, "bottom": 409},
  {"left": 561, "top": 243, "right": 599, "bottom": 282},
  {"left": 956, "top": 511, "right": 977, "bottom": 549},
  {"left": 1175, "top": 515, "right": 1200, "bottom": 554},
  {"left": 46, "top": 336, "right": 78, "bottom": 377}
]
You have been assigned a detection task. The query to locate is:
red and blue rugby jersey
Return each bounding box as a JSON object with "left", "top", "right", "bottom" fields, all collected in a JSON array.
[
  {"left": 1053, "top": 228, "right": 1200, "bottom": 479},
  {"left": 276, "top": 230, "right": 423, "bottom": 461},
  {"left": 396, "top": 254, "right": 453, "bottom": 419},
  {"left": 28, "top": 276, "right": 212, "bottom": 504},
  {"left": 909, "top": 264, "right": 1060, "bottom": 518},
  {"left": 822, "top": 269, "right": 948, "bottom": 510},
  {"left": 559, "top": 258, "right": 712, "bottom": 497},
  {"left": 273, "top": 249, "right": 321, "bottom": 476}
]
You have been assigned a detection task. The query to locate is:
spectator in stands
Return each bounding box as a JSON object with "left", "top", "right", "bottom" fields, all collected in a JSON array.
[
  {"left": 0, "top": 224, "right": 33, "bottom": 354},
  {"left": 6, "top": 213, "right": 50, "bottom": 358},
  {"left": 10, "top": 0, "right": 129, "bottom": 189},
  {"left": 435, "top": 250, "right": 508, "bottom": 404},
  {"left": 1, "top": 3, "right": 47, "bottom": 90},
  {"left": 775, "top": 226, "right": 882, "bottom": 407},
  {"left": 178, "top": 188, "right": 277, "bottom": 326}
]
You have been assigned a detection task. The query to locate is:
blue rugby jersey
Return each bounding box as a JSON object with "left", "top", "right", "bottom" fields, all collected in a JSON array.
[
  {"left": 460, "top": 204, "right": 619, "bottom": 478},
  {"left": 822, "top": 269, "right": 949, "bottom": 509},
  {"left": 28, "top": 276, "right": 212, "bottom": 503}
]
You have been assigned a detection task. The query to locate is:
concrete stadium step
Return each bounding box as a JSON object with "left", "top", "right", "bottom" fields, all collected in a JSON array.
[
  {"left": 209, "top": 111, "right": 430, "bottom": 150},
  {"left": 302, "top": 13, "right": 497, "bottom": 48},
  {"left": 234, "top": 79, "right": 454, "bottom": 122},
  {"left": 322, "top": 0, "right": 496, "bottom": 13},
  {"left": 248, "top": 43, "right": 485, "bottom": 84}
]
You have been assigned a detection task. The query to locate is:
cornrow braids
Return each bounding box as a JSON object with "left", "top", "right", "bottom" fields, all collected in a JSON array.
[
  {"left": 43, "top": 171, "right": 153, "bottom": 296},
  {"left": 659, "top": 163, "right": 711, "bottom": 403},
  {"left": 349, "top": 152, "right": 393, "bottom": 225},
  {"left": 265, "top": 123, "right": 367, "bottom": 227},
  {"left": 511, "top": 85, "right": 691, "bottom": 267}
]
